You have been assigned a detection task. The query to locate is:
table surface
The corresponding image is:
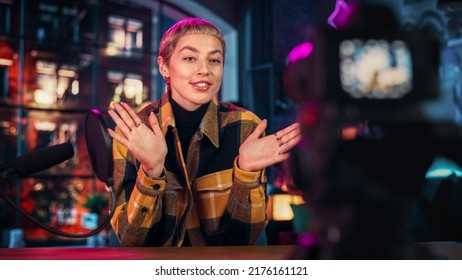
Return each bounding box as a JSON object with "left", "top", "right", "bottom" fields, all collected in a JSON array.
[
  {"left": 1, "top": 242, "right": 462, "bottom": 260},
  {"left": 0, "top": 245, "right": 298, "bottom": 260}
]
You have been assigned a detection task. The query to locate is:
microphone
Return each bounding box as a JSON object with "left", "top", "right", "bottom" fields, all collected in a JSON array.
[{"left": 0, "top": 142, "right": 75, "bottom": 178}]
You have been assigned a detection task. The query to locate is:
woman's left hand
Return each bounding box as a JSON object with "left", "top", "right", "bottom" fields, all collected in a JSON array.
[{"left": 238, "top": 120, "right": 301, "bottom": 172}]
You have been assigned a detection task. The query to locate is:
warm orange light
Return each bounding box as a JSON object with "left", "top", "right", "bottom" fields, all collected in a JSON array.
[
  {"left": 124, "top": 77, "right": 143, "bottom": 104},
  {"left": 271, "top": 194, "right": 305, "bottom": 221},
  {"left": 34, "top": 89, "right": 54, "bottom": 105},
  {"left": 0, "top": 58, "right": 12, "bottom": 66},
  {"left": 71, "top": 80, "right": 79, "bottom": 95},
  {"left": 341, "top": 126, "right": 358, "bottom": 140}
]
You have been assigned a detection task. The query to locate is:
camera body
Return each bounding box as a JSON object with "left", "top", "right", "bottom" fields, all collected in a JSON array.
[
  {"left": 292, "top": 3, "right": 442, "bottom": 126},
  {"left": 321, "top": 25, "right": 441, "bottom": 124}
]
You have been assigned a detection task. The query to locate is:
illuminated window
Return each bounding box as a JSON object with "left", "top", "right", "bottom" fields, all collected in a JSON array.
[
  {"left": 36, "top": 2, "right": 78, "bottom": 43},
  {"left": 0, "top": 37, "right": 13, "bottom": 99},
  {"left": 35, "top": 61, "right": 79, "bottom": 105},
  {"left": 37, "top": 3, "right": 59, "bottom": 42},
  {"left": 107, "top": 15, "right": 143, "bottom": 58},
  {"left": 107, "top": 70, "right": 144, "bottom": 107}
]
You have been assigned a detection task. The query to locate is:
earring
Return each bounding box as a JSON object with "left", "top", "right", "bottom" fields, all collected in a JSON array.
[{"left": 163, "top": 76, "right": 170, "bottom": 84}]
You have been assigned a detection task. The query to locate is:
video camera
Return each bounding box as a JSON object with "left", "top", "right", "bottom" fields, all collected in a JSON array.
[
  {"left": 285, "top": 2, "right": 461, "bottom": 260},
  {"left": 314, "top": 3, "right": 442, "bottom": 125}
]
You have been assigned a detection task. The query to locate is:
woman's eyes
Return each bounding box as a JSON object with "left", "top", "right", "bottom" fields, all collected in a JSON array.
[
  {"left": 210, "top": 58, "right": 222, "bottom": 64},
  {"left": 182, "top": 57, "right": 222, "bottom": 64},
  {"left": 184, "top": 57, "right": 196, "bottom": 62}
]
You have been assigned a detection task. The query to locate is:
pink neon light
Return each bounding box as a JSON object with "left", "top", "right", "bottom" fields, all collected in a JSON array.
[
  {"left": 287, "top": 42, "right": 314, "bottom": 63},
  {"left": 328, "top": 0, "right": 357, "bottom": 30}
]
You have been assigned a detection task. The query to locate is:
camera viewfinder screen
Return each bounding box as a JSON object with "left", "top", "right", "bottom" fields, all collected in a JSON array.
[{"left": 339, "top": 39, "right": 413, "bottom": 99}]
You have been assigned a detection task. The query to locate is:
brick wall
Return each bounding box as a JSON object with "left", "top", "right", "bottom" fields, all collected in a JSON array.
[{"left": 272, "top": 0, "right": 320, "bottom": 65}]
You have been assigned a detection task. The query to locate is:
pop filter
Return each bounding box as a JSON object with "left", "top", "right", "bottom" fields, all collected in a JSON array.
[{"left": 85, "top": 109, "right": 114, "bottom": 187}]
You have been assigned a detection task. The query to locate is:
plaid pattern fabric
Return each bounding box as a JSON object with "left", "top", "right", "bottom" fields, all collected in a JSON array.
[{"left": 111, "top": 92, "right": 268, "bottom": 246}]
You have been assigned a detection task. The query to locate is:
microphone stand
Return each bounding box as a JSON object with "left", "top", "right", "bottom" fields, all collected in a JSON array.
[{"left": 0, "top": 109, "right": 117, "bottom": 243}]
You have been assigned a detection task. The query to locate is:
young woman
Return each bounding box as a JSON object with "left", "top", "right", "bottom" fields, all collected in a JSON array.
[{"left": 108, "top": 18, "right": 301, "bottom": 246}]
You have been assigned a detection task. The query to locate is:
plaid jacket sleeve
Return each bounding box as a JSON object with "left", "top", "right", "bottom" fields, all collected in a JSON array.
[
  {"left": 221, "top": 111, "right": 268, "bottom": 245},
  {"left": 223, "top": 157, "right": 267, "bottom": 245},
  {"left": 110, "top": 127, "right": 167, "bottom": 246}
]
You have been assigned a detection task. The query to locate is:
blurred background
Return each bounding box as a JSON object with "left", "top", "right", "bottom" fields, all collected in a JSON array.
[{"left": 0, "top": 0, "right": 461, "bottom": 248}]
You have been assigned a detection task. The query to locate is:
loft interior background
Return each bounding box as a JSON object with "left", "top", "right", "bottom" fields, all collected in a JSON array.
[{"left": 0, "top": 0, "right": 461, "bottom": 247}]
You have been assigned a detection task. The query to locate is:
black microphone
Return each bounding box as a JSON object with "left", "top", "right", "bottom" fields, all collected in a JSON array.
[{"left": 0, "top": 142, "right": 75, "bottom": 178}]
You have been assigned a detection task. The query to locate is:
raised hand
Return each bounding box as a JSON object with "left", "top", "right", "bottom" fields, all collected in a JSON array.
[
  {"left": 238, "top": 120, "right": 301, "bottom": 172},
  {"left": 107, "top": 102, "right": 167, "bottom": 178}
]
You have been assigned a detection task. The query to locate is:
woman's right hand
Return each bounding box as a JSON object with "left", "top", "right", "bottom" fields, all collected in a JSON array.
[{"left": 108, "top": 102, "right": 167, "bottom": 178}]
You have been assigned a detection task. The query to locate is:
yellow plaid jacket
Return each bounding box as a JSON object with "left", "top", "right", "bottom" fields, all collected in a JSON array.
[{"left": 111, "top": 93, "right": 268, "bottom": 246}]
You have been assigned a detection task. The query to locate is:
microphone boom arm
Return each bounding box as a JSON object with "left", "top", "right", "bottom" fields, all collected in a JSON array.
[{"left": 0, "top": 184, "right": 116, "bottom": 239}]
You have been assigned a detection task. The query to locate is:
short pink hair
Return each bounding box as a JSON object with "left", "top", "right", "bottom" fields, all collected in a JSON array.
[{"left": 158, "top": 18, "right": 226, "bottom": 65}]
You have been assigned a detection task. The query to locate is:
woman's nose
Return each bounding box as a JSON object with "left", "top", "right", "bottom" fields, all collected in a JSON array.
[{"left": 196, "top": 59, "right": 210, "bottom": 75}]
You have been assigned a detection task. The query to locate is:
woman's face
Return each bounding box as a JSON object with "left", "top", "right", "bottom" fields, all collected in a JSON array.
[{"left": 159, "top": 33, "right": 224, "bottom": 111}]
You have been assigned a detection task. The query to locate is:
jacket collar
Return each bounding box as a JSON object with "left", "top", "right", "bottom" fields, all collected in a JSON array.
[{"left": 159, "top": 92, "right": 220, "bottom": 148}]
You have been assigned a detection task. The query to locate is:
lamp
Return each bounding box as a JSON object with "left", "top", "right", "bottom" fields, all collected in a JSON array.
[{"left": 269, "top": 193, "right": 304, "bottom": 221}]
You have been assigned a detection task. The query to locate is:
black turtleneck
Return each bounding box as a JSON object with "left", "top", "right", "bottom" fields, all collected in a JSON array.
[
  {"left": 170, "top": 97, "right": 209, "bottom": 159},
  {"left": 170, "top": 97, "right": 209, "bottom": 247}
]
